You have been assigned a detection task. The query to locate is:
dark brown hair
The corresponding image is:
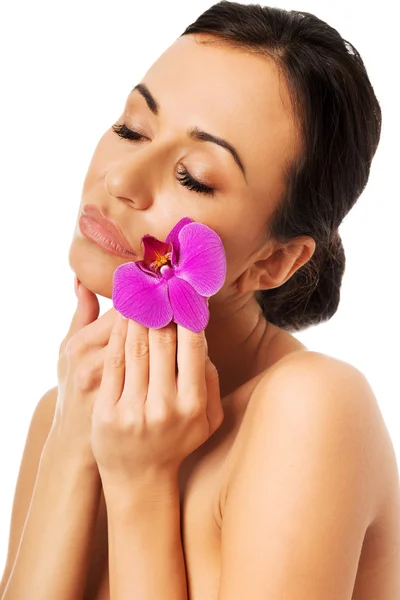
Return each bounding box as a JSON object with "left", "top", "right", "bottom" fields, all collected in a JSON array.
[{"left": 180, "top": 1, "right": 381, "bottom": 332}]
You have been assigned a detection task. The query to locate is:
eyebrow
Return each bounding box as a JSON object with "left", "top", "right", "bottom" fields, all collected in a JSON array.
[{"left": 131, "top": 83, "right": 247, "bottom": 182}]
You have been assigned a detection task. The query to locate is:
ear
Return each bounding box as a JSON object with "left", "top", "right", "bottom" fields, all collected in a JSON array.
[{"left": 237, "top": 236, "right": 316, "bottom": 294}]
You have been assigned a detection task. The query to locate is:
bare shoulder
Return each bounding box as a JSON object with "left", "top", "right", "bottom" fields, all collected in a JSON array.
[
  {"left": 221, "top": 351, "right": 398, "bottom": 528},
  {"left": 9, "top": 384, "right": 58, "bottom": 497},
  {"left": 215, "top": 349, "right": 400, "bottom": 596},
  {"left": 0, "top": 386, "right": 58, "bottom": 592}
]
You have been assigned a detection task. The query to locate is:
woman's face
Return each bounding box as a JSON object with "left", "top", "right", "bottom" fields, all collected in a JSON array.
[{"left": 69, "top": 34, "right": 299, "bottom": 301}]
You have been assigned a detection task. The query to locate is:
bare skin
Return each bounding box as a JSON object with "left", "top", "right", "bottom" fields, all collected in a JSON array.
[
  {"left": 3, "top": 332, "right": 398, "bottom": 599},
  {"left": 1, "top": 33, "right": 399, "bottom": 599}
]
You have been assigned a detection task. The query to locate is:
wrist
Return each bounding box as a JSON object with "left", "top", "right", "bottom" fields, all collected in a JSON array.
[
  {"left": 42, "top": 429, "right": 100, "bottom": 479},
  {"left": 101, "top": 468, "right": 180, "bottom": 512}
]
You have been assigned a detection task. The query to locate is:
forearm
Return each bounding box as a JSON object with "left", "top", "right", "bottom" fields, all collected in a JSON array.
[
  {"left": 2, "top": 436, "right": 102, "bottom": 600},
  {"left": 103, "top": 475, "right": 187, "bottom": 600}
]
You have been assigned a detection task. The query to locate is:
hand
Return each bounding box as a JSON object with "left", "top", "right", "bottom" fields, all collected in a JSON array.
[
  {"left": 49, "top": 277, "right": 119, "bottom": 471},
  {"left": 91, "top": 314, "right": 224, "bottom": 485}
]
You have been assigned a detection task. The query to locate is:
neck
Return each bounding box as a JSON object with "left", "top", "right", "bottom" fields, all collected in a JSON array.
[{"left": 204, "top": 293, "right": 272, "bottom": 399}]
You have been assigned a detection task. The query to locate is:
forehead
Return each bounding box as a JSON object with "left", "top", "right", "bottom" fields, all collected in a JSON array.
[{"left": 137, "top": 34, "right": 300, "bottom": 204}]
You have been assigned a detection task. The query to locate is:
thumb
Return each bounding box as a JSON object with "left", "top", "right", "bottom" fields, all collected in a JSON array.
[{"left": 66, "top": 277, "right": 100, "bottom": 340}]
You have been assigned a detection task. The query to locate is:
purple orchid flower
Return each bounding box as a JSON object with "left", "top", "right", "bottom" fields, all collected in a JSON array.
[{"left": 112, "top": 217, "right": 227, "bottom": 333}]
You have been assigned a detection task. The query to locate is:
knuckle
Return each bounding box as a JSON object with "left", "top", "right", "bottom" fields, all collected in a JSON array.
[
  {"left": 206, "top": 359, "right": 220, "bottom": 384},
  {"left": 153, "top": 327, "right": 176, "bottom": 347},
  {"left": 147, "top": 401, "right": 170, "bottom": 426},
  {"left": 109, "top": 329, "right": 125, "bottom": 343},
  {"left": 119, "top": 410, "right": 141, "bottom": 431},
  {"left": 65, "top": 334, "right": 85, "bottom": 358},
  {"left": 188, "top": 333, "right": 206, "bottom": 350},
  {"left": 216, "top": 407, "right": 225, "bottom": 427},
  {"left": 59, "top": 338, "right": 67, "bottom": 357},
  {"left": 108, "top": 351, "right": 125, "bottom": 369},
  {"left": 74, "top": 362, "right": 99, "bottom": 391},
  {"left": 180, "top": 396, "right": 205, "bottom": 419},
  {"left": 92, "top": 406, "right": 114, "bottom": 428},
  {"left": 126, "top": 336, "right": 149, "bottom": 360}
]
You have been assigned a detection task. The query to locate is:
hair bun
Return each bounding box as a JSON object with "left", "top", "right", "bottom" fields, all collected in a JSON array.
[{"left": 330, "top": 229, "right": 341, "bottom": 246}]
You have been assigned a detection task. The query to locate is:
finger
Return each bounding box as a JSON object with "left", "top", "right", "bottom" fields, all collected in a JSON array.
[
  {"left": 204, "top": 358, "right": 224, "bottom": 435},
  {"left": 73, "top": 346, "right": 107, "bottom": 392},
  {"left": 120, "top": 318, "right": 149, "bottom": 408},
  {"left": 176, "top": 325, "right": 207, "bottom": 405},
  {"left": 61, "top": 307, "right": 118, "bottom": 356},
  {"left": 96, "top": 312, "right": 128, "bottom": 409},
  {"left": 147, "top": 323, "right": 177, "bottom": 400},
  {"left": 65, "top": 279, "right": 100, "bottom": 342}
]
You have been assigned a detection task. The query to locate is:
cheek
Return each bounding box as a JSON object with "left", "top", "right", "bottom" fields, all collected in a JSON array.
[
  {"left": 220, "top": 219, "right": 265, "bottom": 281},
  {"left": 219, "top": 233, "right": 249, "bottom": 284}
]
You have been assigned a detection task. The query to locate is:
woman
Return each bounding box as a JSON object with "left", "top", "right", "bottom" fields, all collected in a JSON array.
[{"left": 1, "top": 1, "right": 399, "bottom": 598}]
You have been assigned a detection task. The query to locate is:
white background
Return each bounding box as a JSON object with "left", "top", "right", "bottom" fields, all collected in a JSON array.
[{"left": 0, "top": 0, "right": 398, "bottom": 574}]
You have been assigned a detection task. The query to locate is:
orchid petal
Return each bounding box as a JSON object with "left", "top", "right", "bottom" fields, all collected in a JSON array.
[
  {"left": 174, "top": 223, "right": 227, "bottom": 295},
  {"left": 141, "top": 235, "right": 172, "bottom": 268},
  {"left": 165, "top": 217, "right": 194, "bottom": 266},
  {"left": 135, "top": 259, "right": 157, "bottom": 276},
  {"left": 112, "top": 262, "right": 173, "bottom": 328},
  {"left": 168, "top": 276, "right": 209, "bottom": 333}
]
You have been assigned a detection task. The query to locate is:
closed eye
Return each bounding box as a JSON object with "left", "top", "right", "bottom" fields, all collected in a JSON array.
[{"left": 111, "top": 122, "right": 215, "bottom": 196}]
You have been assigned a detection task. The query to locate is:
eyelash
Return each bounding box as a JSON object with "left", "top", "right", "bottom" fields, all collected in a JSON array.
[{"left": 111, "top": 123, "right": 215, "bottom": 196}]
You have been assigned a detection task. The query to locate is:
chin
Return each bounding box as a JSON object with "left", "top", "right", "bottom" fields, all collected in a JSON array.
[{"left": 68, "top": 233, "right": 131, "bottom": 300}]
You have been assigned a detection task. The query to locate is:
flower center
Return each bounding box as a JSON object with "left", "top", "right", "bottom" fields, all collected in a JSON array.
[
  {"left": 160, "top": 264, "right": 174, "bottom": 280},
  {"left": 150, "top": 251, "right": 172, "bottom": 273}
]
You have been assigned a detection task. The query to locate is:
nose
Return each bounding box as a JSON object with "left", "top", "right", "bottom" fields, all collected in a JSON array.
[
  {"left": 104, "top": 156, "right": 154, "bottom": 209},
  {"left": 104, "top": 139, "right": 173, "bottom": 210}
]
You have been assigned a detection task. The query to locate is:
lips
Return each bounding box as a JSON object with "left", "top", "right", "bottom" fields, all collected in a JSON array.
[{"left": 81, "top": 204, "right": 137, "bottom": 255}]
